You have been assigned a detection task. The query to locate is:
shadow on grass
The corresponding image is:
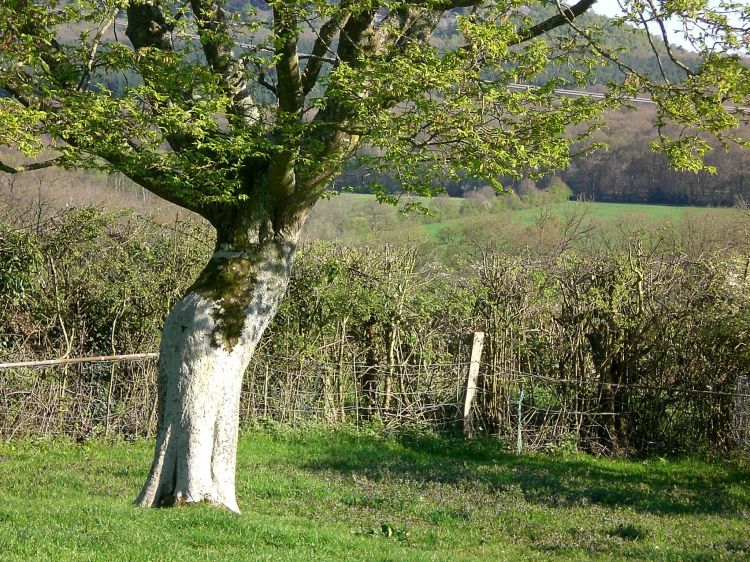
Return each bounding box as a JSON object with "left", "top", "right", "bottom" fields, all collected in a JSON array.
[{"left": 297, "top": 429, "right": 750, "bottom": 517}]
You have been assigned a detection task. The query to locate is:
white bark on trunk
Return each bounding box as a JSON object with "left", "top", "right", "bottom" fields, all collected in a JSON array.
[{"left": 136, "top": 235, "right": 297, "bottom": 513}]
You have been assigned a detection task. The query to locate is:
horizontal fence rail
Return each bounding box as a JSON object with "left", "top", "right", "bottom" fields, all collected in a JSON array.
[{"left": 0, "top": 353, "right": 159, "bottom": 370}]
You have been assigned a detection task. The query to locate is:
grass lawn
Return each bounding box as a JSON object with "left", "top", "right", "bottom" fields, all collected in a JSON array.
[
  {"left": 1, "top": 425, "right": 749, "bottom": 561},
  {"left": 306, "top": 192, "right": 739, "bottom": 249},
  {"left": 511, "top": 201, "right": 695, "bottom": 225},
  {"left": 421, "top": 201, "right": 734, "bottom": 239}
]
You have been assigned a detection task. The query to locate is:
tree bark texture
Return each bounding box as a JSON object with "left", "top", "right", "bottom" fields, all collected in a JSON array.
[{"left": 136, "top": 225, "right": 299, "bottom": 513}]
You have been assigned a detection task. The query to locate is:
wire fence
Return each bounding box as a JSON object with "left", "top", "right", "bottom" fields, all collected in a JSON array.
[{"left": 1, "top": 350, "right": 749, "bottom": 455}]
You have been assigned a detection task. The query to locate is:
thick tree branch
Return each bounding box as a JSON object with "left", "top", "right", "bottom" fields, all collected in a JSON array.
[
  {"left": 511, "top": 0, "right": 597, "bottom": 45},
  {"left": 125, "top": 2, "right": 197, "bottom": 153},
  {"left": 259, "top": 1, "right": 308, "bottom": 217},
  {"left": 0, "top": 157, "right": 65, "bottom": 174},
  {"left": 189, "top": 0, "right": 260, "bottom": 125},
  {"left": 294, "top": 10, "right": 380, "bottom": 196},
  {"left": 282, "top": 7, "right": 385, "bottom": 208},
  {"left": 386, "top": 7, "right": 444, "bottom": 54},
  {"left": 273, "top": 2, "right": 303, "bottom": 115},
  {"left": 104, "top": 151, "right": 207, "bottom": 215},
  {"left": 301, "top": 10, "right": 351, "bottom": 97},
  {"left": 300, "top": 5, "right": 444, "bottom": 201},
  {"left": 337, "top": 9, "right": 380, "bottom": 65},
  {"left": 0, "top": 147, "right": 203, "bottom": 216},
  {"left": 125, "top": 3, "right": 173, "bottom": 50}
]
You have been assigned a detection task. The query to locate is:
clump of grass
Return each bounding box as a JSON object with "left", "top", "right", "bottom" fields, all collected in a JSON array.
[{"left": 607, "top": 523, "right": 649, "bottom": 541}]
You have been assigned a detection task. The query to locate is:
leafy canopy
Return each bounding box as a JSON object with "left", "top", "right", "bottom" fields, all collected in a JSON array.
[{"left": 0, "top": 0, "right": 748, "bottom": 220}]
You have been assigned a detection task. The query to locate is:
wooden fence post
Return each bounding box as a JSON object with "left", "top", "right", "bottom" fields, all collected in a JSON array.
[
  {"left": 516, "top": 390, "right": 525, "bottom": 455},
  {"left": 734, "top": 376, "right": 750, "bottom": 451},
  {"left": 463, "top": 331, "right": 485, "bottom": 438}
]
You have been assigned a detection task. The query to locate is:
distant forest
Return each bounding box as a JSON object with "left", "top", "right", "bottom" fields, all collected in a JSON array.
[
  {"left": 338, "top": 108, "right": 750, "bottom": 207},
  {"left": 335, "top": 5, "right": 750, "bottom": 207},
  {"left": 561, "top": 110, "right": 750, "bottom": 206}
]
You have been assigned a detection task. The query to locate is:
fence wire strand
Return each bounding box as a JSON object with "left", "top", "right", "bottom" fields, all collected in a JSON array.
[{"left": 1, "top": 352, "right": 749, "bottom": 454}]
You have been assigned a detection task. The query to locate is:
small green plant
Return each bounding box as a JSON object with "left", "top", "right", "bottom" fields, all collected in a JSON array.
[
  {"left": 543, "top": 433, "right": 579, "bottom": 457},
  {"left": 358, "top": 523, "right": 414, "bottom": 542}
]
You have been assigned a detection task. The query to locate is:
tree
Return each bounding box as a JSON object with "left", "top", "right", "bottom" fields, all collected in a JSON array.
[{"left": 1, "top": 0, "right": 748, "bottom": 512}]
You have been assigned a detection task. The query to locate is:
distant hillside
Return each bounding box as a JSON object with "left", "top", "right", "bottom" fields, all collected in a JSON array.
[
  {"left": 563, "top": 109, "right": 750, "bottom": 206},
  {"left": 332, "top": 5, "right": 745, "bottom": 206},
  {"left": 431, "top": 4, "right": 701, "bottom": 85},
  {"left": 352, "top": 6, "right": 747, "bottom": 206}
]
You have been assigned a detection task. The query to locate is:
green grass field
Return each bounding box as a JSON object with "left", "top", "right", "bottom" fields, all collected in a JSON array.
[
  {"left": 421, "top": 201, "right": 733, "bottom": 239},
  {"left": 306, "top": 193, "right": 738, "bottom": 247},
  {"left": 1, "top": 426, "right": 749, "bottom": 561}
]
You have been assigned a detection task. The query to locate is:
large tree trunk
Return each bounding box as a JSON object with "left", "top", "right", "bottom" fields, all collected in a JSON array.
[{"left": 135, "top": 224, "right": 299, "bottom": 513}]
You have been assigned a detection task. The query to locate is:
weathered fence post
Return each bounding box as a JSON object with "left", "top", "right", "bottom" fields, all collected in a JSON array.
[
  {"left": 734, "top": 376, "right": 750, "bottom": 450},
  {"left": 463, "top": 331, "right": 485, "bottom": 438},
  {"left": 105, "top": 362, "right": 116, "bottom": 437},
  {"left": 516, "top": 390, "right": 525, "bottom": 455},
  {"left": 263, "top": 364, "right": 270, "bottom": 418}
]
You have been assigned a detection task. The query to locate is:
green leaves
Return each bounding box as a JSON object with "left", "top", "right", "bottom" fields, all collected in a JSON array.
[
  {"left": 357, "top": 523, "right": 413, "bottom": 541},
  {"left": 0, "top": 100, "right": 45, "bottom": 157},
  {"left": 0, "top": 0, "right": 747, "bottom": 217},
  {"left": 0, "top": 224, "right": 43, "bottom": 309},
  {"left": 651, "top": 135, "right": 714, "bottom": 173}
]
